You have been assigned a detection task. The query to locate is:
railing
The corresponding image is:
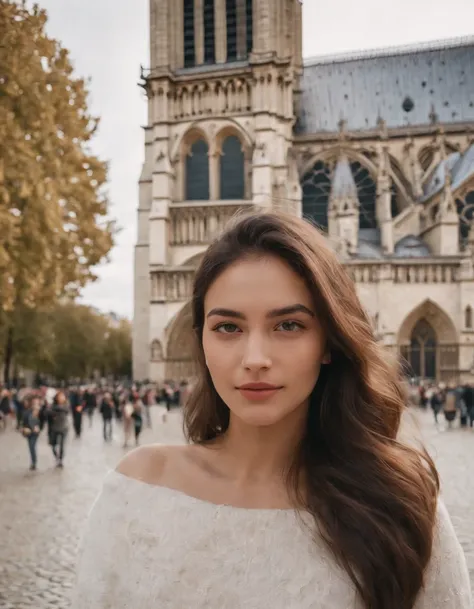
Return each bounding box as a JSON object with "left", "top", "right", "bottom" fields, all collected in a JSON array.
[
  {"left": 169, "top": 201, "right": 254, "bottom": 246},
  {"left": 345, "top": 260, "right": 460, "bottom": 283},
  {"left": 150, "top": 269, "right": 194, "bottom": 302},
  {"left": 171, "top": 76, "right": 252, "bottom": 120}
]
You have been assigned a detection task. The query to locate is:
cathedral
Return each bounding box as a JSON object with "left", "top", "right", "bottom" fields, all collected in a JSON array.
[{"left": 133, "top": 0, "right": 474, "bottom": 384}]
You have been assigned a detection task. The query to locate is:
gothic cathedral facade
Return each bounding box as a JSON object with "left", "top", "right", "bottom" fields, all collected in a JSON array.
[{"left": 133, "top": 0, "right": 474, "bottom": 384}]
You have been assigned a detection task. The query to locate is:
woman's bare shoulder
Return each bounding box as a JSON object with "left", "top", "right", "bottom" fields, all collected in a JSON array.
[{"left": 116, "top": 444, "right": 190, "bottom": 486}]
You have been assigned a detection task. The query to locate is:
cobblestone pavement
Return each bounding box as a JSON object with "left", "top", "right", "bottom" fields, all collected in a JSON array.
[{"left": 0, "top": 406, "right": 473, "bottom": 608}]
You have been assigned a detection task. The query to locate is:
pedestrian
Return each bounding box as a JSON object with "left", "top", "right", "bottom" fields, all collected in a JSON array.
[
  {"left": 50, "top": 391, "right": 69, "bottom": 468},
  {"left": 84, "top": 387, "right": 97, "bottom": 428},
  {"left": 70, "top": 387, "right": 84, "bottom": 438},
  {"left": 443, "top": 384, "right": 457, "bottom": 429},
  {"left": 463, "top": 383, "right": 474, "bottom": 429},
  {"left": 70, "top": 211, "right": 471, "bottom": 609},
  {"left": 430, "top": 387, "right": 443, "bottom": 425},
  {"left": 100, "top": 393, "right": 114, "bottom": 442},
  {"left": 21, "top": 395, "right": 41, "bottom": 471},
  {"left": 122, "top": 399, "right": 134, "bottom": 448},
  {"left": 131, "top": 397, "right": 143, "bottom": 446},
  {"left": 142, "top": 388, "right": 153, "bottom": 429},
  {"left": 0, "top": 388, "right": 12, "bottom": 430}
]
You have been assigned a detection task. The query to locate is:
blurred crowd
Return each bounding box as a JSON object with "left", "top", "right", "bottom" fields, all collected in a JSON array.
[
  {"left": 412, "top": 381, "right": 474, "bottom": 429},
  {"left": 0, "top": 381, "right": 191, "bottom": 470}
]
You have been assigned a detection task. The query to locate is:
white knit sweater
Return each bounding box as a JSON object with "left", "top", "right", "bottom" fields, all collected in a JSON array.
[{"left": 70, "top": 469, "right": 472, "bottom": 609}]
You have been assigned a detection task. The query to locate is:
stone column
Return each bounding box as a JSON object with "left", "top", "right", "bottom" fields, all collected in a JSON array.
[
  {"left": 252, "top": 0, "right": 273, "bottom": 59},
  {"left": 194, "top": 0, "right": 204, "bottom": 65},
  {"left": 214, "top": 0, "right": 227, "bottom": 62}
]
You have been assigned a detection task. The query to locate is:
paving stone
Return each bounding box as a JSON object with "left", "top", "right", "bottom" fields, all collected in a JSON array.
[{"left": 0, "top": 406, "right": 472, "bottom": 607}]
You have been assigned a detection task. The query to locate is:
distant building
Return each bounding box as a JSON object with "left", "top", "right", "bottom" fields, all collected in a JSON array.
[{"left": 134, "top": 0, "right": 474, "bottom": 384}]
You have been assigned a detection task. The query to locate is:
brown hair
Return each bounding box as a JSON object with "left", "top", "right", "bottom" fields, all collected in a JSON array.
[{"left": 184, "top": 210, "right": 439, "bottom": 609}]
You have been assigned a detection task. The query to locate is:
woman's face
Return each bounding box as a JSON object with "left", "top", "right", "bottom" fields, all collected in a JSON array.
[{"left": 202, "top": 255, "right": 329, "bottom": 428}]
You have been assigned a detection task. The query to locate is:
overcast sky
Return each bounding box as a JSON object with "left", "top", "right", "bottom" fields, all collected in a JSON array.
[{"left": 36, "top": 0, "right": 474, "bottom": 319}]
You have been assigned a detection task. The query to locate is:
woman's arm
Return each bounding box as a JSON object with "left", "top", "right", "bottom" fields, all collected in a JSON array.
[{"left": 414, "top": 500, "right": 471, "bottom": 608}]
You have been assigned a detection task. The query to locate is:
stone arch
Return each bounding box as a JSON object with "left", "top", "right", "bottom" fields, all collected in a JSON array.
[
  {"left": 398, "top": 300, "right": 459, "bottom": 381},
  {"left": 165, "top": 301, "right": 197, "bottom": 380},
  {"left": 179, "top": 127, "right": 210, "bottom": 201},
  {"left": 398, "top": 300, "right": 457, "bottom": 346},
  {"left": 181, "top": 251, "right": 206, "bottom": 268},
  {"left": 215, "top": 128, "right": 248, "bottom": 200}
]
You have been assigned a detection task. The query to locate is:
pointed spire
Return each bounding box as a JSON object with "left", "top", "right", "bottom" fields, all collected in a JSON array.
[{"left": 331, "top": 155, "right": 358, "bottom": 199}]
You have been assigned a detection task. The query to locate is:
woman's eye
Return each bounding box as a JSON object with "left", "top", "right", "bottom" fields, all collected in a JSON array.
[
  {"left": 277, "top": 321, "right": 303, "bottom": 332},
  {"left": 214, "top": 323, "right": 240, "bottom": 334}
]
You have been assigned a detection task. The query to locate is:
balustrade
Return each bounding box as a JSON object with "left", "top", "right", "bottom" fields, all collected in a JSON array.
[
  {"left": 150, "top": 270, "right": 194, "bottom": 302},
  {"left": 345, "top": 262, "right": 459, "bottom": 284},
  {"left": 171, "top": 77, "right": 252, "bottom": 120},
  {"left": 169, "top": 203, "right": 253, "bottom": 246}
]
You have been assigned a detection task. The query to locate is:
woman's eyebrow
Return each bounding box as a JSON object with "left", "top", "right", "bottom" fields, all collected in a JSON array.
[{"left": 206, "top": 304, "right": 314, "bottom": 320}]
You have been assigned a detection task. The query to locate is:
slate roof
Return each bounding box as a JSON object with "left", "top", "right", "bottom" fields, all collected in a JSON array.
[
  {"left": 422, "top": 143, "right": 474, "bottom": 201},
  {"left": 298, "top": 36, "right": 474, "bottom": 133}
]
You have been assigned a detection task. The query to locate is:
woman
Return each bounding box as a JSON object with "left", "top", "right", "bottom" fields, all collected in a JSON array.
[
  {"left": 21, "top": 395, "right": 41, "bottom": 471},
  {"left": 50, "top": 390, "right": 69, "bottom": 468},
  {"left": 71, "top": 212, "right": 471, "bottom": 609}
]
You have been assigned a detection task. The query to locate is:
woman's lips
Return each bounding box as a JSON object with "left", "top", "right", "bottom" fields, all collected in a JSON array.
[{"left": 237, "top": 384, "right": 283, "bottom": 401}]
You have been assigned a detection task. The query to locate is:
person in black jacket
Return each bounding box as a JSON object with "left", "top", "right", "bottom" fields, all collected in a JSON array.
[{"left": 100, "top": 393, "right": 114, "bottom": 441}]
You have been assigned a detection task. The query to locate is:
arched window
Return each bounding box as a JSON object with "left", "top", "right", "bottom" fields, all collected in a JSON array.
[
  {"left": 456, "top": 190, "right": 474, "bottom": 250},
  {"left": 183, "top": 0, "right": 195, "bottom": 67},
  {"left": 350, "top": 161, "right": 377, "bottom": 229},
  {"left": 465, "top": 306, "right": 473, "bottom": 330},
  {"left": 301, "top": 160, "right": 331, "bottom": 230},
  {"left": 226, "top": 0, "right": 237, "bottom": 61},
  {"left": 150, "top": 340, "right": 163, "bottom": 362},
  {"left": 185, "top": 139, "right": 210, "bottom": 200},
  {"left": 409, "top": 319, "right": 437, "bottom": 380},
  {"left": 220, "top": 135, "right": 245, "bottom": 199},
  {"left": 203, "top": 0, "right": 215, "bottom": 64},
  {"left": 246, "top": 0, "right": 253, "bottom": 55}
]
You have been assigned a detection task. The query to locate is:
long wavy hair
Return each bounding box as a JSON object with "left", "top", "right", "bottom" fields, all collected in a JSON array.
[{"left": 183, "top": 210, "right": 439, "bottom": 609}]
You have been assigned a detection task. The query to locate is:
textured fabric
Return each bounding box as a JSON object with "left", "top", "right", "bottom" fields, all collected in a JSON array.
[{"left": 70, "top": 469, "right": 472, "bottom": 609}]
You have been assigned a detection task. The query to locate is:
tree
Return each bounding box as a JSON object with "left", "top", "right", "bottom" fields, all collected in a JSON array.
[{"left": 0, "top": 2, "right": 114, "bottom": 383}]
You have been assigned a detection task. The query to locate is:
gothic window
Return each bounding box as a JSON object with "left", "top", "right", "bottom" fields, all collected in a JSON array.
[
  {"left": 301, "top": 160, "right": 331, "bottom": 230},
  {"left": 456, "top": 190, "right": 474, "bottom": 250},
  {"left": 246, "top": 0, "right": 253, "bottom": 54},
  {"left": 466, "top": 306, "right": 473, "bottom": 330},
  {"left": 203, "top": 0, "right": 215, "bottom": 64},
  {"left": 226, "top": 0, "right": 238, "bottom": 62},
  {"left": 185, "top": 139, "right": 210, "bottom": 200},
  {"left": 220, "top": 135, "right": 245, "bottom": 200},
  {"left": 350, "top": 161, "right": 377, "bottom": 229},
  {"left": 183, "top": 0, "right": 195, "bottom": 67},
  {"left": 407, "top": 319, "right": 437, "bottom": 380}
]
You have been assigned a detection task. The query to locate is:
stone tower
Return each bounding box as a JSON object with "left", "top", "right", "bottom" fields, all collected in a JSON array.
[{"left": 133, "top": 0, "right": 304, "bottom": 382}]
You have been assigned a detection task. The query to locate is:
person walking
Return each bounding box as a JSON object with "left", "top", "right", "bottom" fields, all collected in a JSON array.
[
  {"left": 70, "top": 211, "right": 471, "bottom": 609},
  {"left": 463, "top": 383, "right": 474, "bottom": 429},
  {"left": 122, "top": 399, "right": 134, "bottom": 449},
  {"left": 443, "top": 385, "right": 457, "bottom": 429},
  {"left": 430, "top": 387, "right": 443, "bottom": 425},
  {"left": 131, "top": 397, "right": 143, "bottom": 447},
  {"left": 21, "top": 395, "right": 42, "bottom": 471},
  {"left": 100, "top": 393, "right": 114, "bottom": 442},
  {"left": 50, "top": 391, "right": 69, "bottom": 468},
  {"left": 70, "top": 387, "right": 84, "bottom": 438}
]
